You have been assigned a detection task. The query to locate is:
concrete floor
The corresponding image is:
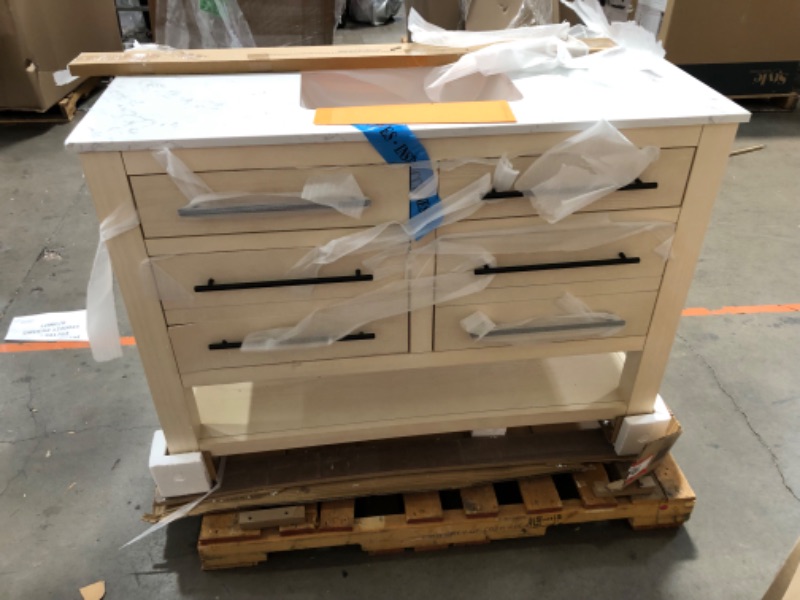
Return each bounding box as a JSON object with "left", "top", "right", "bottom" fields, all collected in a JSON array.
[{"left": 1, "top": 82, "right": 800, "bottom": 600}]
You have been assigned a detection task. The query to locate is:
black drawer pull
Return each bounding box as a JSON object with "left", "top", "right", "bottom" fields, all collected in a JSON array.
[
  {"left": 475, "top": 252, "right": 640, "bottom": 276},
  {"left": 482, "top": 189, "right": 525, "bottom": 201},
  {"left": 208, "top": 331, "right": 376, "bottom": 351},
  {"left": 178, "top": 198, "right": 372, "bottom": 217},
  {"left": 471, "top": 319, "right": 626, "bottom": 339},
  {"left": 481, "top": 178, "right": 657, "bottom": 202},
  {"left": 195, "top": 269, "right": 373, "bottom": 293},
  {"left": 619, "top": 178, "right": 658, "bottom": 191}
]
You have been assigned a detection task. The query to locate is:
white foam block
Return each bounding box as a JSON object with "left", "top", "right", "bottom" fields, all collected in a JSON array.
[
  {"left": 614, "top": 396, "right": 672, "bottom": 456},
  {"left": 148, "top": 430, "right": 212, "bottom": 497},
  {"left": 471, "top": 428, "right": 507, "bottom": 438}
]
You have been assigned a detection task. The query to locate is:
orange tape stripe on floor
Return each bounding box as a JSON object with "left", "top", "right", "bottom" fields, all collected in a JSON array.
[
  {"left": 0, "top": 336, "right": 137, "bottom": 354},
  {"left": 1, "top": 304, "right": 799, "bottom": 354},
  {"left": 682, "top": 303, "right": 800, "bottom": 317}
]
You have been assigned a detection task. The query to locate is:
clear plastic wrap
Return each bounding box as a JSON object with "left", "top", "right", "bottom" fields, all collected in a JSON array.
[
  {"left": 436, "top": 216, "right": 673, "bottom": 257},
  {"left": 241, "top": 270, "right": 491, "bottom": 352},
  {"left": 289, "top": 175, "right": 493, "bottom": 279},
  {"left": 461, "top": 293, "right": 626, "bottom": 344},
  {"left": 461, "top": 0, "right": 557, "bottom": 29},
  {"left": 408, "top": 8, "right": 569, "bottom": 47},
  {"left": 86, "top": 204, "right": 141, "bottom": 362},
  {"left": 348, "top": 0, "right": 403, "bottom": 25},
  {"left": 424, "top": 34, "right": 588, "bottom": 101},
  {"left": 239, "top": 213, "right": 670, "bottom": 353},
  {"left": 153, "top": 148, "right": 370, "bottom": 219},
  {"left": 514, "top": 121, "right": 659, "bottom": 223},
  {"left": 560, "top": 0, "right": 665, "bottom": 58}
]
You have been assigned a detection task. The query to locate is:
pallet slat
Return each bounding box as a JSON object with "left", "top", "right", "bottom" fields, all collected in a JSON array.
[
  {"left": 460, "top": 485, "right": 500, "bottom": 518},
  {"left": 518, "top": 476, "right": 563, "bottom": 514},
  {"left": 319, "top": 500, "right": 355, "bottom": 532},
  {"left": 572, "top": 464, "right": 619, "bottom": 509},
  {"left": 403, "top": 492, "right": 444, "bottom": 524}
]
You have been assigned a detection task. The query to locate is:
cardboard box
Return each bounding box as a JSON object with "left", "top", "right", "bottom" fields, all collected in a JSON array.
[
  {"left": 407, "top": 0, "right": 557, "bottom": 33},
  {"left": 238, "top": 0, "right": 336, "bottom": 46},
  {"left": 663, "top": 0, "right": 800, "bottom": 96},
  {"left": 0, "top": 0, "right": 122, "bottom": 112},
  {"left": 405, "top": 0, "right": 461, "bottom": 31}
]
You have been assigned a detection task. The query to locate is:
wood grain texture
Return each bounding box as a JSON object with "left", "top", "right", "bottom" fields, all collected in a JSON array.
[
  {"left": 621, "top": 124, "right": 739, "bottom": 413},
  {"left": 69, "top": 39, "right": 615, "bottom": 77},
  {"left": 81, "top": 153, "right": 199, "bottom": 453},
  {"left": 122, "top": 127, "right": 701, "bottom": 175}
]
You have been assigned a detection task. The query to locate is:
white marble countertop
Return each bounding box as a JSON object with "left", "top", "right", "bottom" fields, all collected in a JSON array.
[{"left": 66, "top": 58, "right": 749, "bottom": 153}]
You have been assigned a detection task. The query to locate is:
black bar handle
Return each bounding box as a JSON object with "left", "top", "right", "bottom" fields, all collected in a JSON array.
[
  {"left": 475, "top": 252, "right": 640, "bottom": 276},
  {"left": 208, "top": 331, "right": 376, "bottom": 351},
  {"left": 195, "top": 269, "right": 373, "bottom": 293},
  {"left": 483, "top": 189, "right": 525, "bottom": 201},
  {"left": 620, "top": 178, "right": 658, "bottom": 191},
  {"left": 471, "top": 319, "right": 627, "bottom": 339},
  {"left": 481, "top": 178, "right": 657, "bottom": 202}
]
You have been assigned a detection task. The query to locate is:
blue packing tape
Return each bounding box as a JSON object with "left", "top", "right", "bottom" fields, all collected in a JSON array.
[{"left": 355, "top": 124, "right": 441, "bottom": 237}]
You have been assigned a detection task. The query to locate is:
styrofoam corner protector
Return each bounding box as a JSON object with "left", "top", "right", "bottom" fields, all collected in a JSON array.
[
  {"left": 149, "top": 430, "right": 212, "bottom": 498},
  {"left": 613, "top": 395, "right": 672, "bottom": 456},
  {"left": 471, "top": 428, "right": 508, "bottom": 438}
]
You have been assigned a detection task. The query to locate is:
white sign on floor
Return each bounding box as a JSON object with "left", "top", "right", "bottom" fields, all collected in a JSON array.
[{"left": 5, "top": 310, "right": 89, "bottom": 342}]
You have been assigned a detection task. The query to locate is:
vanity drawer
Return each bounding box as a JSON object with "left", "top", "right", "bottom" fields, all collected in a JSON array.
[
  {"left": 150, "top": 230, "right": 405, "bottom": 310},
  {"left": 168, "top": 303, "right": 409, "bottom": 373},
  {"left": 435, "top": 210, "right": 676, "bottom": 290},
  {"left": 130, "top": 164, "right": 408, "bottom": 238},
  {"left": 434, "top": 288, "right": 657, "bottom": 352},
  {"left": 438, "top": 147, "right": 695, "bottom": 220}
]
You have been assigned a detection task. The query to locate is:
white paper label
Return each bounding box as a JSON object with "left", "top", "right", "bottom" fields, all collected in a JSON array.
[{"left": 5, "top": 310, "right": 89, "bottom": 342}]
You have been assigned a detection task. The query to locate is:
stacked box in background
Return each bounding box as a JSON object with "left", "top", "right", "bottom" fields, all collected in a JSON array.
[
  {"left": 0, "top": 0, "right": 122, "bottom": 112},
  {"left": 663, "top": 0, "right": 800, "bottom": 96}
]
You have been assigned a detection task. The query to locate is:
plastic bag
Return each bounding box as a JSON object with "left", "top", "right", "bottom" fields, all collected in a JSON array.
[
  {"left": 156, "top": 0, "right": 255, "bottom": 49},
  {"left": 348, "top": 0, "right": 402, "bottom": 25},
  {"left": 461, "top": 0, "right": 557, "bottom": 29},
  {"left": 408, "top": 7, "right": 569, "bottom": 47},
  {"left": 514, "top": 120, "right": 659, "bottom": 223}
]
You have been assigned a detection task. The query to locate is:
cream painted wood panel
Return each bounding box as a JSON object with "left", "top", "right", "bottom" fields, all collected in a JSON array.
[
  {"left": 435, "top": 290, "right": 658, "bottom": 351},
  {"left": 153, "top": 238, "right": 403, "bottom": 310},
  {"left": 169, "top": 302, "right": 408, "bottom": 373},
  {"left": 122, "top": 127, "right": 702, "bottom": 175},
  {"left": 130, "top": 165, "right": 408, "bottom": 238},
  {"left": 438, "top": 148, "right": 695, "bottom": 219},
  {"left": 436, "top": 210, "right": 677, "bottom": 291},
  {"left": 193, "top": 354, "right": 627, "bottom": 454}
]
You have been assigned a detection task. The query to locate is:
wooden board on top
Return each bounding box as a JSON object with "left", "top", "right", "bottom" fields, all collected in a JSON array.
[{"left": 68, "top": 39, "right": 615, "bottom": 77}]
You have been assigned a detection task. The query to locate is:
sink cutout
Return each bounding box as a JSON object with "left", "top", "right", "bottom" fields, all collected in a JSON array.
[{"left": 301, "top": 66, "right": 522, "bottom": 108}]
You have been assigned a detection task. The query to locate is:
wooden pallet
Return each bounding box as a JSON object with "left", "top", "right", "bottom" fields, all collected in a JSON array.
[
  {"left": 197, "top": 453, "right": 694, "bottom": 570},
  {"left": 0, "top": 78, "right": 102, "bottom": 124},
  {"left": 730, "top": 92, "right": 799, "bottom": 113}
]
